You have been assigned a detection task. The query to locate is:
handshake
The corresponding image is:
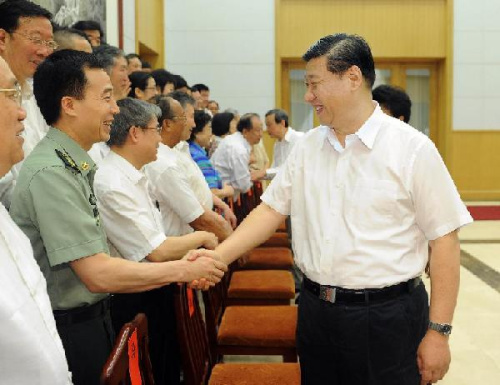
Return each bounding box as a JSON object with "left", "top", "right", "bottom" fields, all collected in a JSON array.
[{"left": 182, "top": 248, "right": 227, "bottom": 291}]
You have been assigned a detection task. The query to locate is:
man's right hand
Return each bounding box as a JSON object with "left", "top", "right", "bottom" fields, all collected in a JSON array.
[{"left": 185, "top": 256, "right": 227, "bottom": 286}]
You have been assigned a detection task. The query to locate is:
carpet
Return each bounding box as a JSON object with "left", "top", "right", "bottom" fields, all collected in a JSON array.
[{"left": 466, "top": 206, "right": 500, "bottom": 221}]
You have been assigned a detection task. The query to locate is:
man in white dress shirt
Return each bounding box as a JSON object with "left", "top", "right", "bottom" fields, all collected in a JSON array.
[
  {"left": 196, "top": 33, "right": 472, "bottom": 385},
  {"left": 94, "top": 98, "right": 219, "bottom": 385},
  {"left": 145, "top": 93, "right": 235, "bottom": 241},
  {"left": 0, "top": 0, "right": 55, "bottom": 207},
  {"left": 0, "top": 56, "right": 71, "bottom": 384},
  {"left": 265, "top": 108, "right": 304, "bottom": 171},
  {"left": 211, "top": 112, "right": 267, "bottom": 196}
]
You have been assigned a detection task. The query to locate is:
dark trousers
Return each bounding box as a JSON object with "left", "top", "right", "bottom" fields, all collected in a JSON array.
[
  {"left": 297, "top": 281, "right": 429, "bottom": 385},
  {"left": 111, "top": 285, "right": 181, "bottom": 385},
  {"left": 55, "top": 303, "right": 114, "bottom": 385}
]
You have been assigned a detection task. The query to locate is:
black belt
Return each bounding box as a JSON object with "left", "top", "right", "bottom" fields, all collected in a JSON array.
[
  {"left": 303, "top": 276, "right": 422, "bottom": 304},
  {"left": 53, "top": 297, "right": 111, "bottom": 327}
]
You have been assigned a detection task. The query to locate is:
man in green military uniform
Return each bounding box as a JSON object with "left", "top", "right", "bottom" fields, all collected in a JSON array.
[{"left": 10, "top": 50, "right": 227, "bottom": 385}]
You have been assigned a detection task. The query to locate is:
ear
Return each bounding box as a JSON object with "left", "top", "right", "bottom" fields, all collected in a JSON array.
[
  {"left": 135, "top": 87, "right": 144, "bottom": 99},
  {"left": 129, "top": 125, "right": 141, "bottom": 144},
  {"left": 0, "top": 29, "right": 8, "bottom": 54},
  {"left": 61, "top": 96, "right": 77, "bottom": 118},
  {"left": 346, "top": 65, "right": 363, "bottom": 90}
]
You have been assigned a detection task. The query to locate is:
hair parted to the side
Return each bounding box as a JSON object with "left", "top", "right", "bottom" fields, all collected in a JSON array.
[
  {"left": 128, "top": 71, "right": 153, "bottom": 98},
  {"left": 303, "top": 33, "right": 376, "bottom": 88},
  {"left": 108, "top": 97, "right": 161, "bottom": 147},
  {"left": 0, "top": 0, "right": 52, "bottom": 33},
  {"left": 153, "top": 95, "right": 176, "bottom": 126},
  {"left": 265, "top": 109, "right": 289, "bottom": 127},
  {"left": 33, "top": 49, "right": 104, "bottom": 126}
]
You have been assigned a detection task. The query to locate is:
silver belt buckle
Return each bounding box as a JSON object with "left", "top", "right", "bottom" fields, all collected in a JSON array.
[{"left": 319, "top": 286, "right": 336, "bottom": 303}]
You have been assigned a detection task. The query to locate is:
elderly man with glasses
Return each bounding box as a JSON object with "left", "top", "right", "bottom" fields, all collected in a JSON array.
[
  {"left": 0, "top": 0, "right": 58, "bottom": 207},
  {"left": 93, "top": 97, "right": 219, "bottom": 385},
  {"left": 0, "top": 56, "right": 72, "bottom": 385}
]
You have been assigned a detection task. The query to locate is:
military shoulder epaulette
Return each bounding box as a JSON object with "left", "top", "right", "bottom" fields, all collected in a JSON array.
[{"left": 55, "top": 149, "right": 81, "bottom": 174}]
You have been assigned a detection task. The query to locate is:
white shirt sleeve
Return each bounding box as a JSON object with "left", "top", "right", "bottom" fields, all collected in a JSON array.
[
  {"left": 97, "top": 189, "right": 167, "bottom": 261},
  {"left": 151, "top": 164, "right": 205, "bottom": 224},
  {"left": 410, "top": 140, "right": 473, "bottom": 240}
]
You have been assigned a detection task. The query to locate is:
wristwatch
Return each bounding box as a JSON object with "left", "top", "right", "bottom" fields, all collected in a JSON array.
[{"left": 428, "top": 321, "right": 452, "bottom": 336}]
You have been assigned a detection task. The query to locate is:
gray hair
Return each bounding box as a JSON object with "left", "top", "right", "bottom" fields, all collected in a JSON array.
[
  {"left": 108, "top": 98, "right": 161, "bottom": 147},
  {"left": 93, "top": 44, "right": 125, "bottom": 75}
]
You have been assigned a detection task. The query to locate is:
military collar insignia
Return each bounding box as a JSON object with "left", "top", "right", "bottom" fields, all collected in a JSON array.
[{"left": 55, "top": 149, "right": 81, "bottom": 174}]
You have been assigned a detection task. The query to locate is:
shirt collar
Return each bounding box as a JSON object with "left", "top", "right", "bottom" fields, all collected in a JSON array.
[
  {"left": 323, "top": 102, "right": 384, "bottom": 152},
  {"left": 355, "top": 102, "right": 384, "bottom": 149},
  {"left": 46, "top": 127, "right": 96, "bottom": 176},
  {"left": 283, "top": 127, "right": 294, "bottom": 142},
  {"left": 107, "top": 151, "right": 145, "bottom": 185},
  {"left": 235, "top": 131, "right": 252, "bottom": 152}
]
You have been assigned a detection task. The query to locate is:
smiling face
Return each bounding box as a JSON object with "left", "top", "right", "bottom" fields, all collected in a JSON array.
[
  {"left": 195, "top": 122, "right": 212, "bottom": 149},
  {"left": 0, "top": 16, "right": 54, "bottom": 84},
  {"left": 137, "top": 116, "right": 161, "bottom": 164},
  {"left": 136, "top": 76, "right": 157, "bottom": 103},
  {"left": 70, "top": 68, "right": 119, "bottom": 149},
  {"left": 304, "top": 55, "right": 353, "bottom": 129},
  {"left": 0, "top": 57, "right": 27, "bottom": 176},
  {"left": 181, "top": 103, "right": 195, "bottom": 141},
  {"left": 243, "top": 116, "right": 263, "bottom": 145}
]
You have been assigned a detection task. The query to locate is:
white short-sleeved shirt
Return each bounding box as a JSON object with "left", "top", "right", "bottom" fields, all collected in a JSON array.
[
  {"left": 94, "top": 151, "right": 167, "bottom": 261},
  {"left": 210, "top": 131, "right": 253, "bottom": 194},
  {"left": 262, "top": 104, "right": 473, "bottom": 289},
  {"left": 175, "top": 141, "right": 214, "bottom": 208},
  {"left": 88, "top": 142, "right": 111, "bottom": 165},
  {"left": 0, "top": 203, "right": 72, "bottom": 384},
  {"left": 144, "top": 143, "right": 206, "bottom": 236},
  {"left": 271, "top": 127, "right": 304, "bottom": 168}
]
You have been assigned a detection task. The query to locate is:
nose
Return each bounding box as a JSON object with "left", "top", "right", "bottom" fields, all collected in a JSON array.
[
  {"left": 18, "top": 105, "right": 27, "bottom": 121},
  {"left": 304, "top": 88, "right": 315, "bottom": 103},
  {"left": 110, "top": 98, "right": 120, "bottom": 114}
]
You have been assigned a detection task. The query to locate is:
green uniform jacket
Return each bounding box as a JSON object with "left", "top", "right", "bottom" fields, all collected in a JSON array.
[{"left": 10, "top": 127, "right": 109, "bottom": 310}]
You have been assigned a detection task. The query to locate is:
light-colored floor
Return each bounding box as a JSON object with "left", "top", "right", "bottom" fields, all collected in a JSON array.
[{"left": 226, "top": 218, "right": 500, "bottom": 384}]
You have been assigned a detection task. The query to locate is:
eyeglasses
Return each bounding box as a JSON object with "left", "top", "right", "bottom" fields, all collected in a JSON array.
[
  {"left": 12, "top": 32, "right": 59, "bottom": 51},
  {"left": 171, "top": 115, "right": 187, "bottom": 122},
  {"left": 141, "top": 124, "right": 162, "bottom": 134},
  {"left": 0, "top": 83, "right": 23, "bottom": 106}
]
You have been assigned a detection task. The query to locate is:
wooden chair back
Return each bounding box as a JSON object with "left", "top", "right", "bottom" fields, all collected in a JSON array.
[
  {"left": 100, "top": 313, "right": 155, "bottom": 385},
  {"left": 173, "top": 284, "right": 211, "bottom": 385}
]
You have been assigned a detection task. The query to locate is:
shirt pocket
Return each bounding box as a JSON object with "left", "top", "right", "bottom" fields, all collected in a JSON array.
[{"left": 347, "top": 179, "right": 398, "bottom": 231}]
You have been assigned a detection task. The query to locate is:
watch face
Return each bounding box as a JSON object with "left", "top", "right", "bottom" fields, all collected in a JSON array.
[{"left": 442, "top": 325, "right": 452, "bottom": 335}]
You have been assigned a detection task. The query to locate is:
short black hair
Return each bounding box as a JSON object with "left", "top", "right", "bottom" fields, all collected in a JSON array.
[
  {"left": 167, "top": 90, "right": 195, "bottom": 109},
  {"left": 141, "top": 60, "right": 152, "bottom": 69},
  {"left": 93, "top": 44, "right": 125, "bottom": 74},
  {"left": 33, "top": 49, "right": 104, "bottom": 125},
  {"left": 72, "top": 20, "right": 103, "bottom": 37},
  {"left": 192, "top": 83, "right": 209, "bottom": 92},
  {"left": 303, "top": 33, "right": 376, "bottom": 88},
  {"left": 125, "top": 53, "right": 140, "bottom": 63},
  {"left": 372, "top": 85, "right": 412, "bottom": 123},
  {"left": 211, "top": 112, "right": 234, "bottom": 137},
  {"left": 265, "top": 108, "right": 289, "bottom": 128},
  {"left": 237, "top": 113, "right": 259, "bottom": 133},
  {"left": 154, "top": 95, "right": 176, "bottom": 126},
  {"left": 172, "top": 74, "right": 188, "bottom": 90},
  {"left": 151, "top": 69, "right": 176, "bottom": 93},
  {"left": 128, "top": 71, "right": 153, "bottom": 98},
  {"left": 190, "top": 110, "right": 212, "bottom": 142},
  {"left": 0, "top": 0, "right": 52, "bottom": 33}
]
